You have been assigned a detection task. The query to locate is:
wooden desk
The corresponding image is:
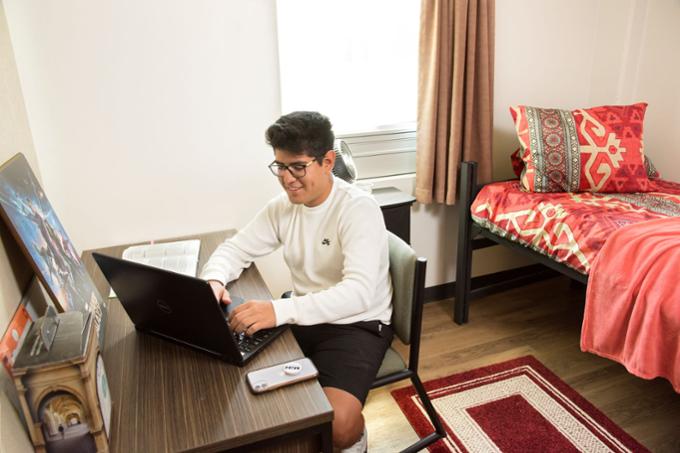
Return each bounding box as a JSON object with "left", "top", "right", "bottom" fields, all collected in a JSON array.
[{"left": 82, "top": 230, "right": 333, "bottom": 452}]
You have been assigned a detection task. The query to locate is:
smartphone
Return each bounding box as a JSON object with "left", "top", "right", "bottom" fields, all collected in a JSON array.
[{"left": 246, "top": 358, "right": 318, "bottom": 393}]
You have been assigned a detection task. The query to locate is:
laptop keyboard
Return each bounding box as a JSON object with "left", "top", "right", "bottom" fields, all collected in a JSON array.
[
  {"left": 220, "top": 296, "right": 284, "bottom": 359},
  {"left": 234, "top": 329, "right": 277, "bottom": 355}
]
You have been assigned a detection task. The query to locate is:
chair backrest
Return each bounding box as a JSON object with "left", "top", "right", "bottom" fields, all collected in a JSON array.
[{"left": 387, "top": 232, "right": 420, "bottom": 345}]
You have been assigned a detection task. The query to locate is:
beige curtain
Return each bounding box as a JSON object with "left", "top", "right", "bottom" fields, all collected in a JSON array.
[{"left": 415, "top": 0, "right": 495, "bottom": 205}]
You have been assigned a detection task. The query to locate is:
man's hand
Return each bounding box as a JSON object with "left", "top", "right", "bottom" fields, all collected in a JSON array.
[
  {"left": 229, "top": 300, "right": 276, "bottom": 335},
  {"left": 208, "top": 280, "right": 232, "bottom": 305}
]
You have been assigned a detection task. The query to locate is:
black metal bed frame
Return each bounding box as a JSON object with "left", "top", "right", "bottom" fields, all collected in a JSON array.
[{"left": 454, "top": 161, "right": 589, "bottom": 324}]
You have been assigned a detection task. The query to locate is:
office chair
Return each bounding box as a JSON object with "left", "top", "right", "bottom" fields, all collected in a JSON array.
[{"left": 371, "top": 232, "right": 446, "bottom": 453}]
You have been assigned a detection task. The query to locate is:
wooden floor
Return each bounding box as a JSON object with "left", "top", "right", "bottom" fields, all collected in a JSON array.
[{"left": 365, "top": 277, "right": 680, "bottom": 452}]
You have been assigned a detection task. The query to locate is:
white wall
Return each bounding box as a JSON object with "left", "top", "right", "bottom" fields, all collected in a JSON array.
[
  {"left": 4, "top": 0, "right": 291, "bottom": 293},
  {"left": 4, "top": 0, "right": 680, "bottom": 296},
  {"left": 0, "top": 0, "right": 38, "bottom": 336},
  {"left": 495, "top": 0, "right": 633, "bottom": 177},
  {"left": 0, "top": 1, "right": 42, "bottom": 450},
  {"left": 630, "top": 0, "right": 680, "bottom": 182},
  {"left": 493, "top": 0, "right": 680, "bottom": 181}
]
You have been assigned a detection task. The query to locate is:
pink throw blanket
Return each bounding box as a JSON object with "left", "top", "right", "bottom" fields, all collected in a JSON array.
[{"left": 581, "top": 217, "right": 680, "bottom": 392}]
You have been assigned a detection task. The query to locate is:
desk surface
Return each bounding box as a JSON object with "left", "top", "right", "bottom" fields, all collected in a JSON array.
[
  {"left": 372, "top": 186, "right": 416, "bottom": 208},
  {"left": 82, "top": 230, "right": 333, "bottom": 452}
]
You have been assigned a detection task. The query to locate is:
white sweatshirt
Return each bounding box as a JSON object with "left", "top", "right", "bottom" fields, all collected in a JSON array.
[{"left": 200, "top": 177, "right": 393, "bottom": 326}]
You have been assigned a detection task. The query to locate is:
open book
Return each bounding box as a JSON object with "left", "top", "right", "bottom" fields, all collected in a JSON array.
[{"left": 108, "top": 239, "right": 201, "bottom": 298}]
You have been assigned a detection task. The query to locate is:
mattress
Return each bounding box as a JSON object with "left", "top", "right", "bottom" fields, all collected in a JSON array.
[{"left": 470, "top": 179, "right": 680, "bottom": 274}]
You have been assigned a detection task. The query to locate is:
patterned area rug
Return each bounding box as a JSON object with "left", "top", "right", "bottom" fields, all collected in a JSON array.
[{"left": 391, "top": 356, "right": 649, "bottom": 452}]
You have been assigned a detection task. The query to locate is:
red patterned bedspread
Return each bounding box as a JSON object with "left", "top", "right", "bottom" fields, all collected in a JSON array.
[
  {"left": 470, "top": 179, "right": 680, "bottom": 274},
  {"left": 581, "top": 217, "right": 680, "bottom": 392}
]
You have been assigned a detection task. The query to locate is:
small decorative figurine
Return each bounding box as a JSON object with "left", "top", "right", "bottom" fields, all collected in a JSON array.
[{"left": 11, "top": 307, "right": 111, "bottom": 453}]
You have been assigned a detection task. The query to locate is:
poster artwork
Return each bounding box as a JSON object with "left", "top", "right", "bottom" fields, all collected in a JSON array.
[{"left": 0, "top": 153, "right": 107, "bottom": 345}]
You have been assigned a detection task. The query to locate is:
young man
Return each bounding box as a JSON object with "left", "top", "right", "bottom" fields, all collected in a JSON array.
[{"left": 200, "top": 111, "right": 393, "bottom": 452}]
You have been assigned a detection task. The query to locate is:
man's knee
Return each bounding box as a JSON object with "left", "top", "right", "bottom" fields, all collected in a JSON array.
[
  {"left": 332, "top": 406, "right": 362, "bottom": 448},
  {"left": 324, "top": 387, "right": 364, "bottom": 448}
]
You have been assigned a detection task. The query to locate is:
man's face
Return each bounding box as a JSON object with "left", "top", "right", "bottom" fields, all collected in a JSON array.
[{"left": 272, "top": 149, "right": 335, "bottom": 207}]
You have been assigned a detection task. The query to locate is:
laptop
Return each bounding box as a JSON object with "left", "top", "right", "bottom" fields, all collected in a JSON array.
[{"left": 93, "top": 252, "right": 287, "bottom": 366}]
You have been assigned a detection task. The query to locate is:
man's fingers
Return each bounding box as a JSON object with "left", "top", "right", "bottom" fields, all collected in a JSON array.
[
  {"left": 245, "top": 322, "right": 262, "bottom": 336},
  {"left": 208, "top": 281, "right": 227, "bottom": 304},
  {"left": 231, "top": 312, "right": 255, "bottom": 334},
  {"left": 211, "top": 287, "right": 222, "bottom": 302},
  {"left": 229, "top": 300, "right": 255, "bottom": 317},
  {"left": 228, "top": 303, "right": 245, "bottom": 320},
  {"left": 228, "top": 311, "right": 247, "bottom": 332},
  {"left": 228, "top": 301, "right": 274, "bottom": 335}
]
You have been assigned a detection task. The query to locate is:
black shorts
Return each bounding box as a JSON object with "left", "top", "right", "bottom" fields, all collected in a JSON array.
[{"left": 291, "top": 321, "right": 393, "bottom": 406}]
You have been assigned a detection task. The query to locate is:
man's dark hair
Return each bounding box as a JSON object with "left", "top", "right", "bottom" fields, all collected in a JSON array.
[{"left": 265, "top": 111, "right": 335, "bottom": 160}]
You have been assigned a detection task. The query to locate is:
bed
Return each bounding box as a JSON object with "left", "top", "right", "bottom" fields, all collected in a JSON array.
[
  {"left": 454, "top": 160, "right": 680, "bottom": 391},
  {"left": 453, "top": 102, "right": 680, "bottom": 390}
]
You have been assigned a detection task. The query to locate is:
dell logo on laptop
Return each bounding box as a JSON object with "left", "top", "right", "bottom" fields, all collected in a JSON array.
[{"left": 156, "top": 299, "right": 172, "bottom": 315}]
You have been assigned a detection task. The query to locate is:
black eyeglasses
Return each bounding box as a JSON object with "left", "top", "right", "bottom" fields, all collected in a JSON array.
[{"left": 268, "top": 159, "right": 317, "bottom": 178}]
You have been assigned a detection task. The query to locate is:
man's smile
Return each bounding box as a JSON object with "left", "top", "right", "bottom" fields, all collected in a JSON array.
[{"left": 285, "top": 184, "right": 303, "bottom": 193}]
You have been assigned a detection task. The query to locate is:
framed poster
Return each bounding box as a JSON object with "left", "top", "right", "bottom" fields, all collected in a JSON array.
[{"left": 0, "top": 153, "right": 106, "bottom": 346}]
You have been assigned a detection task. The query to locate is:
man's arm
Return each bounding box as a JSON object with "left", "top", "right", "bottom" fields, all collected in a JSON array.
[{"left": 200, "top": 198, "right": 283, "bottom": 291}]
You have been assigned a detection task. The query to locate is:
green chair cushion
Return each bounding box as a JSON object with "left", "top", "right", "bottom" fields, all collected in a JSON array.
[{"left": 376, "top": 347, "right": 407, "bottom": 379}]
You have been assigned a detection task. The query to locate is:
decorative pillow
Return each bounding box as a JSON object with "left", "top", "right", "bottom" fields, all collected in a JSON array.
[
  {"left": 510, "top": 103, "right": 651, "bottom": 193},
  {"left": 510, "top": 148, "right": 660, "bottom": 180}
]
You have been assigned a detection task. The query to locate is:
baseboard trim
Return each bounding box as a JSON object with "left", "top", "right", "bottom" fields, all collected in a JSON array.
[{"left": 424, "top": 264, "right": 559, "bottom": 303}]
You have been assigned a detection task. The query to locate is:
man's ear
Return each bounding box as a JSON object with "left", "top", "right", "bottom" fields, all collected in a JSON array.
[{"left": 323, "top": 149, "right": 336, "bottom": 171}]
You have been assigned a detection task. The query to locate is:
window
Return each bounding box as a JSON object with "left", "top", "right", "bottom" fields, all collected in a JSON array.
[{"left": 276, "top": 0, "right": 420, "bottom": 178}]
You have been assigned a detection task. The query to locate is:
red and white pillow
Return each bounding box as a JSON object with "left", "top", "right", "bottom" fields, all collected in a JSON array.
[
  {"left": 510, "top": 149, "right": 660, "bottom": 180},
  {"left": 510, "top": 103, "right": 652, "bottom": 193}
]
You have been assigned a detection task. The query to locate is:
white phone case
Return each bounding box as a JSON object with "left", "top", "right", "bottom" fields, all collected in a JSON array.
[{"left": 246, "top": 358, "right": 318, "bottom": 393}]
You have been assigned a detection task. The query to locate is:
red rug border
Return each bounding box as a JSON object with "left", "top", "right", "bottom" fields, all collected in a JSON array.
[{"left": 391, "top": 355, "right": 650, "bottom": 453}]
